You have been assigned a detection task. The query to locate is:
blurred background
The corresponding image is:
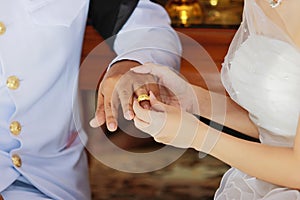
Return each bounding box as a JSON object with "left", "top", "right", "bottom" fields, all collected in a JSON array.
[{"left": 158, "top": 0, "right": 243, "bottom": 27}]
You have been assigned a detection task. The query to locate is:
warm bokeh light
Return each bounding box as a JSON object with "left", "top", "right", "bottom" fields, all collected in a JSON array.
[{"left": 165, "top": 0, "right": 204, "bottom": 27}]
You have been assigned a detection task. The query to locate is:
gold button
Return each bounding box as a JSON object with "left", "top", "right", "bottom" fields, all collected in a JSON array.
[
  {"left": 10, "top": 121, "right": 22, "bottom": 135},
  {"left": 6, "top": 76, "right": 20, "bottom": 90},
  {"left": 0, "top": 21, "right": 6, "bottom": 35},
  {"left": 11, "top": 154, "right": 22, "bottom": 167}
]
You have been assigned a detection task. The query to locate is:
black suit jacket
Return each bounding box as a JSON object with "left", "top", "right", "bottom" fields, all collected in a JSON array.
[
  {"left": 88, "top": 0, "right": 164, "bottom": 40},
  {"left": 88, "top": 0, "right": 138, "bottom": 40}
]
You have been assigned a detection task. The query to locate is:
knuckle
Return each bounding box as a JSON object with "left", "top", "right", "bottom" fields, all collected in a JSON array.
[
  {"left": 96, "top": 103, "right": 105, "bottom": 112},
  {"left": 119, "top": 89, "right": 132, "bottom": 98},
  {"left": 106, "top": 115, "right": 115, "bottom": 122},
  {"left": 104, "top": 102, "right": 112, "bottom": 111}
]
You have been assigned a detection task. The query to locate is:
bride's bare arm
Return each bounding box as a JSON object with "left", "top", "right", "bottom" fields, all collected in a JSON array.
[
  {"left": 203, "top": 117, "right": 300, "bottom": 190},
  {"left": 191, "top": 85, "right": 259, "bottom": 139}
]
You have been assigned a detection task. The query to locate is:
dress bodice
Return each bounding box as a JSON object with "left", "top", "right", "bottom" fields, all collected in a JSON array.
[{"left": 222, "top": 34, "right": 300, "bottom": 147}]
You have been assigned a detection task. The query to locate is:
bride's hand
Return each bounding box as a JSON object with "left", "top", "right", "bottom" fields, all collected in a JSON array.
[
  {"left": 133, "top": 92, "right": 203, "bottom": 149},
  {"left": 131, "top": 63, "right": 199, "bottom": 113}
]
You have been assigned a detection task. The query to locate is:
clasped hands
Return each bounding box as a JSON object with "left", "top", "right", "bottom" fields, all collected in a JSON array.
[{"left": 90, "top": 61, "right": 203, "bottom": 150}]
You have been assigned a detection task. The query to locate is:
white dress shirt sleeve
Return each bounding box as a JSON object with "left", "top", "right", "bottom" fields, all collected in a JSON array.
[{"left": 111, "top": 0, "right": 182, "bottom": 70}]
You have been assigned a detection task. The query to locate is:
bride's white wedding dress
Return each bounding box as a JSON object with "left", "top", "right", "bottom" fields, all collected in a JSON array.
[{"left": 214, "top": 0, "right": 300, "bottom": 199}]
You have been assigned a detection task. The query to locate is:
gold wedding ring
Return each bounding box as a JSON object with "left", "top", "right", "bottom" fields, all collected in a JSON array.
[{"left": 137, "top": 94, "right": 150, "bottom": 102}]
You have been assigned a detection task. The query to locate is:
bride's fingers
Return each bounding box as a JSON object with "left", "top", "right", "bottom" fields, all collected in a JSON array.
[
  {"left": 133, "top": 104, "right": 166, "bottom": 137},
  {"left": 133, "top": 116, "right": 149, "bottom": 131},
  {"left": 133, "top": 100, "right": 152, "bottom": 123},
  {"left": 130, "top": 64, "right": 152, "bottom": 74},
  {"left": 149, "top": 91, "right": 173, "bottom": 113}
]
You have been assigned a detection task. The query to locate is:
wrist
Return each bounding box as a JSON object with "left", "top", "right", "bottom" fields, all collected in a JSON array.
[
  {"left": 191, "top": 85, "right": 212, "bottom": 118},
  {"left": 192, "top": 121, "right": 221, "bottom": 155}
]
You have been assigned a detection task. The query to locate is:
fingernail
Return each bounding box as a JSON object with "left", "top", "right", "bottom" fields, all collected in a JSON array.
[
  {"left": 89, "top": 118, "right": 100, "bottom": 128},
  {"left": 130, "top": 67, "right": 139, "bottom": 72},
  {"left": 125, "top": 111, "right": 134, "bottom": 120},
  {"left": 130, "top": 66, "right": 149, "bottom": 73},
  {"left": 149, "top": 91, "right": 156, "bottom": 100},
  {"left": 108, "top": 122, "right": 116, "bottom": 131}
]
